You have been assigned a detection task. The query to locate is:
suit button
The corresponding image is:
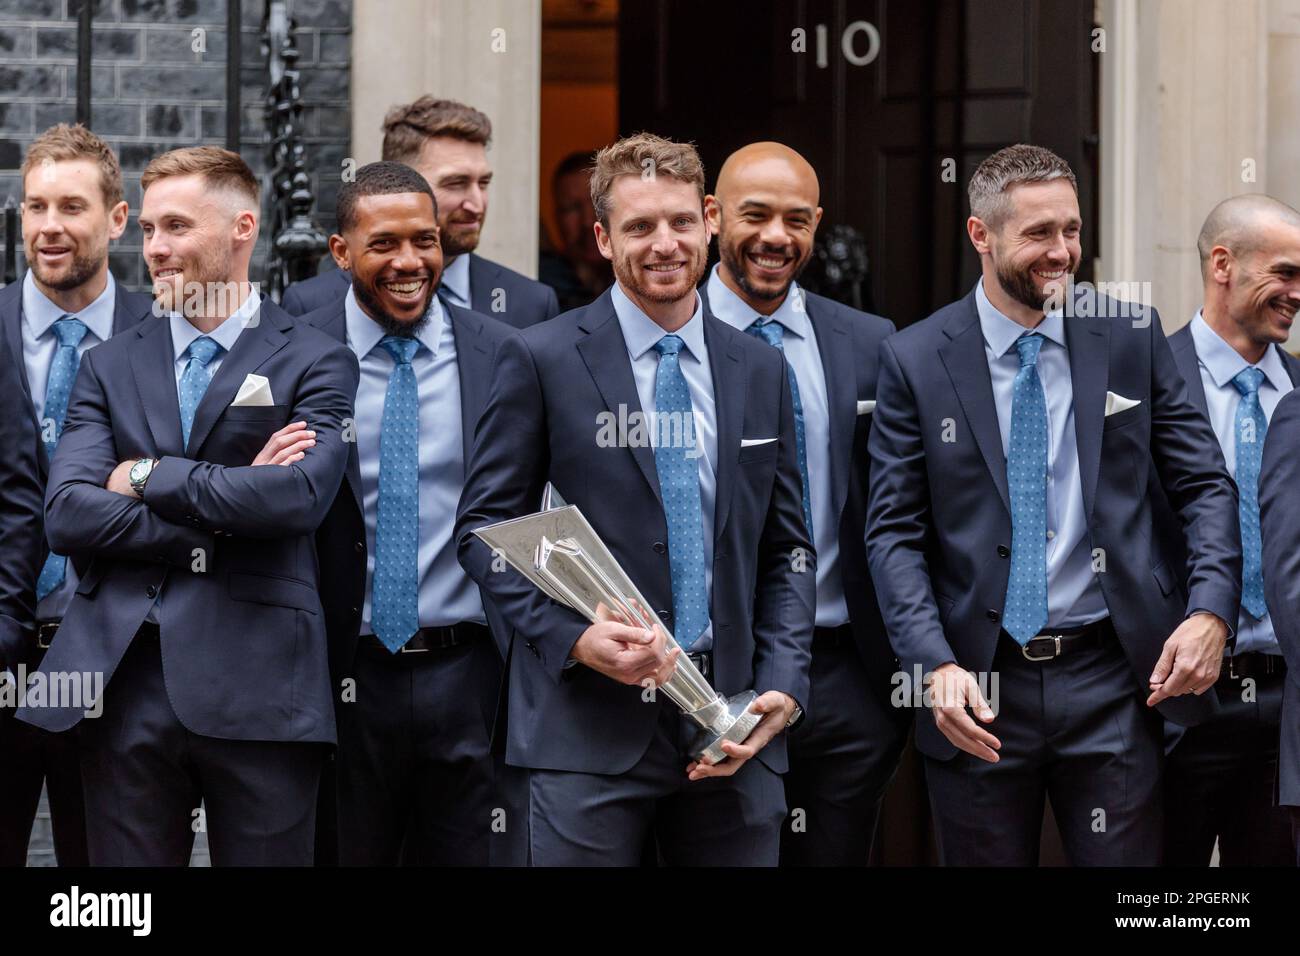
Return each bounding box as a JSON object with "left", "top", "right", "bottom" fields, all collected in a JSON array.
[
  {"left": 997, "top": 545, "right": 1010, "bottom": 558},
  {"left": 986, "top": 609, "right": 1000, "bottom": 622},
  {"left": 354, "top": 541, "right": 364, "bottom": 553},
  {"left": 351, "top": 606, "right": 359, "bottom": 615},
  {"left": 658, "top": 610, "right": 671, "bottom": 621},
  {"left": 652, "top": 541, "right": 666, "bottom": 554},
  {"left": 146, "top": 585, "right": 158, "bottom": 598}
]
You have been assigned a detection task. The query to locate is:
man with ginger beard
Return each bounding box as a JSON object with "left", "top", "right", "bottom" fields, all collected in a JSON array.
[
  {"left": 301, "top": 162, "right": 523, "bottom": 865},
  {"left": 456, "top": 133, "right": 815, "bottom": 865},
  {"left": 17, "top": 146, "right": 358, "bottom": 865},
  {"left": 283, "top": 97, "right": 558, "bottom": 329},
  {"left": 866, "top": 144, "right": 1240, "bottom": 865},
  {"left": 0, "top": 124, "right": 153, "bottom": 867},
  {"left": 701, "top": 142, "right": 907, "bottom": 866}
]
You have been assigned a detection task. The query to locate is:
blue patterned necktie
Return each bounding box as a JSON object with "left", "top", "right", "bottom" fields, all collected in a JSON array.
[
  {"left": 178, "top": 336, "right": 224, "bottom": 448},
  {"left": 1002, "top": 332, "right": 1049, "bottom": 645},
  {"left": 746, "top": 317, "right": 813, "bottom": 538},
  {"left": 1233, "top": 366, "right": 1267, "bottom": 619},
  {"left": 653, "top": 335, "right": 709, "bottom": 651},
  {"left": 371, "top": 335, "right": 421, "bottom": 652},
  {"left": 35, "top": 316, "right": 89, "bottom": 600}
]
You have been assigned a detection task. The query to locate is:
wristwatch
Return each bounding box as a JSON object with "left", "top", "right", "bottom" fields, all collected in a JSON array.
[
  {"left": 784, "top": 700, "right": 804, "bottom": 730},
  {"left": 128, "top": 458, "right": 156, "bottom": 497}
]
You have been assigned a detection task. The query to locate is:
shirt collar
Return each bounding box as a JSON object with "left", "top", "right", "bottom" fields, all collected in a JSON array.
[
  {"left": 1190, "top": 310, "right": 1288, "bottom": 392},
  {"left": 440, "top": 254, "right": 471, "bottom": 308},
  {"left": 975, "top": 277, "right": 1066, "bottom": 358},
  {"left": 169, "top": 289, "right": 261, "bottom": 362},
  {"left": 611, "top": 280, "right": 707, "bottom": 362},
  {"left": 22, "top": 269, "right": 117, "bottom": 344},
  {"left": 343, "top": 285, "right": 445, "bottom": 360},
  {"left": 705, "top": 264, "right": 810, "bottom": 339}
]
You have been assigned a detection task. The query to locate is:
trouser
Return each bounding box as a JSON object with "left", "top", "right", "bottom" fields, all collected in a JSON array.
[
  {"left": 527, "top": 698, "right": 787, "bottom": 866},
  {"left": 78, "top": 630, "right": 322, "bottom": 866},
  {"left": 780, "top": 624, "right": 908, "bottom": 866},
  {"left": 924, "top": 622, "right": 1164, "bottom": 866}
]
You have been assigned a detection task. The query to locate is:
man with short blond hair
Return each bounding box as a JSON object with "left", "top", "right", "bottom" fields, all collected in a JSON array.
[
  {"left": 457, "top": 132, "right": 814, "bottom": 866},
  {"left": 17, "top": 146, "right": 359, "bottom": 866},
  {"left": 1, "top": 123, "right": 154, "bottom": 867},
  {"left": 282, "top": 96, "right": 558, "bottom": 328}
]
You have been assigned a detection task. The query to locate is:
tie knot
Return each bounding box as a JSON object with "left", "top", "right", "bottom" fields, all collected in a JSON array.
[
  {"left": 1014, "top": 332, "right": 1044, "bottom": 368},
  {"left": 1233, "top": 366, "right": 1265, "bottom": 397},
  {"left": 52, "top": 316, "right": 88, "bottom": 349},
  {"left": 746, "top": 317, "right": 784, "bottom": 348},
  {"left": 654, "top": 334, "right": 685, "bottom": 358},
  {"left": 379, "top": 335, "right": 420, "bottom": 365},
  {"left": 186, "top": 335, "right": 222, "bottom": 367}
]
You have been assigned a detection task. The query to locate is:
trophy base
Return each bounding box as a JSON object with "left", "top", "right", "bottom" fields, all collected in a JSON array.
[{"left": 690, "top": 691, "right": 762, "bottom": 765}]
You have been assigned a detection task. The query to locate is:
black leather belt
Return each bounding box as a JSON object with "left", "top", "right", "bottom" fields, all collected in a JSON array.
[
  {"left": 1222, "top": 652, "right": 1287, "bottom": 682},
  {"left": 362, "top": 622, "right": 487, "bottom": 655},
  {"left": 36, "top": 621, "right": 59, "bottom": 650},
  {"left": 814, "top": 623, "right": 853, "bottom": 647},
  {"left": 1012, "top": 618, "right": 1112, "bottom": 661},
  {"left": 686, "top": 650, "right": 712, "bottom": 682}
]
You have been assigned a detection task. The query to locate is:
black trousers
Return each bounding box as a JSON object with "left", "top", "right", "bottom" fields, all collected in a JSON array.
[
  {"left": 527, "top": 697, "right": 787, "bottom": 866},
  {"left": 1164, "top": 663, "right": 1296, "bottom": 866},
  {"left": 0, "top": 644, "right": 88, "bottom": 867},
  {"left": 780, "top": 626, "right": 908, "bottom": 866},
  {"left": 924, "top": 623, "right": 1164, "bottom": 866},
  {"left": 334, "top": 632, "right": 524, "bottom": 866},
  {"left": 78, "top": 632, "right": 323, "bottom": 866}
]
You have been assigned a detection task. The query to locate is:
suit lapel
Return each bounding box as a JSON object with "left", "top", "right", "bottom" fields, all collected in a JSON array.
[
  {"left": 308, "top": 299, "right": 361, "bottom": 513},
  {"left": 938, "top": 297, "right": 1011, "bottom": 514},
  {"left": 805, "top": 295, "right": 856, "bottom": 522},
  {"left": 112, "top": 284, "right": 151, "bottom": 334},
  {"left": 575, "top": 299, "right": 663, "bottom": 505},
  {"left": 706, "top": 315, "right": 744, "bottom": 542},
  {"left": 1277, "top": 343, "right": 1300, "bottom": 387},
  {"left": 184, "top": 299, "right": 289, "bottom": 457},
  {"left": 129, "top": 317, "right": 185, "bottom": 458},
  {"left": 1170, "top": 326, "right": 1210, "bottom": 417},
  {"left": 467, "top": 254, "right": 492, "bottom": 313},
  {"left": 448, "top": 303, "right": 494, "bottom": 463},
  {"left": 0, "top": 285, "right": 32, "bottom": 405},
  {"left": 1065, "top": 313, "right": 1111, "bottom": 523}
]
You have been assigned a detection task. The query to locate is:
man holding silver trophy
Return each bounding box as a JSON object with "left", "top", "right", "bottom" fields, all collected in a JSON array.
[{"left": 456, "top": 133, "right": 816, "bottom": 865}]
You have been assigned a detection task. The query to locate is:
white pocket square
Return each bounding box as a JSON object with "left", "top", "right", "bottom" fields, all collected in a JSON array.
[
  {"left": 740, "top": 437, "right": 777, "bottom": 448},
  {"left": 856, "top": 400, "right": 876, "bottom": 416},
  {"left": 232, "top": 373, "right": 273, "bottom": 407},
  {"left": 1104, "top": 391, "right": 1141, "bottom": 416}
]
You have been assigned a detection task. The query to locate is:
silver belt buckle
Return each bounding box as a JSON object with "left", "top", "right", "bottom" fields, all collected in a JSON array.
[
  {"left": 36, "top": 622, "right": 58, "bottom": 650},
  {"left": 1021, "top": 635, "right": 1061, "bottom": 661}
]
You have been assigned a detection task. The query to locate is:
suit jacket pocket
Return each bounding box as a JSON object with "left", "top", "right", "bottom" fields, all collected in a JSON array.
[
  {"left": 228, "top": 570, "right": 318, "bottom": 613},
  {"left": 222, "top": 403, "right": 289, "bottom": 423},
  {"left": 1152, "top": 560, "right": 1176, "bottom": 598},
  {"left": 737, "top": 442, "right": 779, "bottom": 464},
  {"left": 74, "top": 561, "right": 104, "bottom": 597},
  {"left": 1102, "top": 403, "right": 1147, "bottom": 432}
]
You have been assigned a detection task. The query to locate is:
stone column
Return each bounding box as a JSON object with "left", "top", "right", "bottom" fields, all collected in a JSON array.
[{"left": 351, "top": 0, "right": 542, "bottom": 277}]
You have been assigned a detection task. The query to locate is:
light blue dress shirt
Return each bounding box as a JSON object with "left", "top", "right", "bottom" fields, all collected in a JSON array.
[
  {"left": 976, "top": 279, "right": 1108, "bottom": 630},
  {"left": 167, "top": 291, "right": 261, "bottom": 392},
  {"left": 611, "top": 281, "right": 718, "bottom": 651},
  {"left": 705, "top": 265, "right": 845, "bottom": 628},
  {"left": 345, "top": 288, "right": 485, "bottom": 632},
  {"left": 439, "top": 254, "right": 472, "bottom": 309},
  {"left": 21, "top": 270, "right": 117, "bottom": 621},
  {"left": 1189, "top": 311, "right": 1292, "bottom": 656}
]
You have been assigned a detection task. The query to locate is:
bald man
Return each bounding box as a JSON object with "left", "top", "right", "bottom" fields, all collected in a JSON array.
[
  {"left": 703, "top": 143, "right": 907, "bottom": 866},
  {"left": 1159, "top": 194, "right": 1300, "bottom": 865}
]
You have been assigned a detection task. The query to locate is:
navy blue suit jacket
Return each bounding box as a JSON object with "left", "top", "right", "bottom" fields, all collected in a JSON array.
[
  {"left": 17, "top": 299, "right": 359, "bottom": 743},
  {"left": 1258, "top": 386, "right": 1300, "bottom": 806},
  {"left": 0, "top": 276, "right": 152, "bottom": 666},
  {"left": 281, "top": 254, "right": 560, "bottom": 330},
  {"left": 698, "top": 284, "right": 903, "bottom": 704},
  {"left": 306, "top": 296, "right": 518, "bottom": 731},
  {"left": 455, "top": 288, "right": 816, "bottom": 775},
  {"left": 866, "top": 290, "right": 1242, "bottom": 760}
]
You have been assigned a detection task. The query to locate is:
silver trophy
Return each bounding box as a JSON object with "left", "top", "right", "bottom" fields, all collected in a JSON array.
[{"left": 473, "top": 485, "right": 762, "bottom": 764}]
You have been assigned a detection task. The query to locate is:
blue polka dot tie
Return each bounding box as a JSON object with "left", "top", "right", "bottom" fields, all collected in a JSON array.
[
  {"left": 178, "top": 336, "right": 224, "bottom": 449},
  {"left": 745, "top": 317, "right": 813, "bottom": 538},
  {"left": 653, "top": 335, "right": 709, "bottom": 651},
  {"left": 1002, "top": 332, "right": 1049, "bottom": 645},
  {"left": 1232, "top": 366, "right": 1267, "bottom": 619},
  {"left": 35, "top": 316, "right": 88, "bottom": 600},
  {"left": 371, "top": 335, "right": 421, "bottom": 653}
]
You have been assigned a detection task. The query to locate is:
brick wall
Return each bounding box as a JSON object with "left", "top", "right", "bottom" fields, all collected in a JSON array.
[{"left": 0, "top": 0, "right": 352, "bottom": 291}]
